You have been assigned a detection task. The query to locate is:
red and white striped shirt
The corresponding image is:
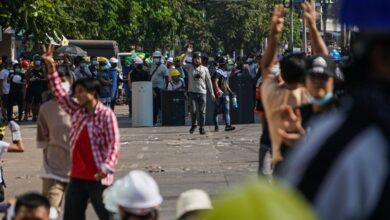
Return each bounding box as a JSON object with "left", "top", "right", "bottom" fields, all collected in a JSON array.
[{"left": 48, "top": 71, "right": 120, "bottom": 186}]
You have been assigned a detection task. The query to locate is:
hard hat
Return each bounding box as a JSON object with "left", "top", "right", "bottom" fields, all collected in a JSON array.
[
  {"left": 167, "top": 57, "right": 174, "bottom": 63},
  {"left": 192, "top": 51, "right": 202, "bottom": 59},
  {"left": 103, "top": 170, "right": 163, "bottom": 215},
  {"left": 329, "top": 49, "right": 341, "bottom": 62},
  {"left": 153, "top": 51, "right": 162, "bottom": 57},
  {"left": 109, "top": 57, "right": 118, "bottom": 64},
  {"left": 176, "top": 189, "right": 212, "bottom": 219},
  {"left": 134, "top": 57, "right": 143, "bottom": 65},
  {"left": 185, "top": 57, "right": 193, "bottom": 64},
  {"left": 82, "top": 56, "right": 90, "bottom": 63},
  {"left": 340, "top": 0, "right": 390, "bottom": 30},
  {"left": 170, "top": 69, "right": 180, "bottom": 77},
  {"left": 203, "top": 179, "right": 316, "bottom": 220},
  {"left": 97, "top": 57, "right": 107, "bottom": 63},
  {"left": 21, "top": 60, "right": 29, "bottom": 68}
]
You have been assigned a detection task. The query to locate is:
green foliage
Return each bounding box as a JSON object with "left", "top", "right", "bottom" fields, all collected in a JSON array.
[{"left": 0, "top": 0, "right": 306, "bottom": 54}]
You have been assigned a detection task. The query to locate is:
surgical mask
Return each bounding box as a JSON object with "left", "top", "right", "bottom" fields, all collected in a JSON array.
[
  {"left": 80, "top": 63, "right": 88, "bottom": 69},
  {"left": 15, "top": 68, "right": 21, "bottom": 72},
  {"left": 35, "top": 61, "right": 41, "bottom": 66},
  {"left": 306, "top": 92, "right": 334, "bottom": 106},
  {"left": 92, "top": 61, "right": 98, "bottom": 65},
  {"left": 153, "top": 58, "right": 160, "bottom": 64},
  {"left": 62, "top": 82, "right": 71, "bottom": 93},
  {"left": 272, "top": 65, "right": 280, "bottom": 76}
]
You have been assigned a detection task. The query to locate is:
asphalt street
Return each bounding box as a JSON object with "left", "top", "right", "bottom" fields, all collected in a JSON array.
[{"left": 1, "top": 105, "right": 261, "bottom": 219}]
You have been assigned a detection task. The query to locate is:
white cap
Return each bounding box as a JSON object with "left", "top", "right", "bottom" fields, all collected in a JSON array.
[
  {"left": 167, "top": 57, "right": 174, "bottom": 63},
  {"left": 153, "top": 51, "right": 162, "bottom": 57},
  {"left": 185, "top": 57, "right": 192, "bottom": 64},
  {"left": 109, "top": 57, "right": 118, "bottom": 63},
  {"left": 103, "top": 170, "right": 163, "bottom": 215},
  {"left": 134, "top": 57, "right": 143, "bottom": 64},
  {"left": 176, "top": 189, "right": 212, "bottom": 219}
]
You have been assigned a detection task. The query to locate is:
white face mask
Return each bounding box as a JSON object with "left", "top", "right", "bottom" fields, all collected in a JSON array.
[
  {"left": 62, "top": 82, "right": 70, "bottom": 93},
  {"left": 272, "top": 65, "right": 280, "bottom": 76},
  {"left": 153, "top": 58, "right": 160, "bottom": 64}
]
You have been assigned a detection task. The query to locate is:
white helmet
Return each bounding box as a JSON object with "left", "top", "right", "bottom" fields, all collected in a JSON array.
[
  {"left": 103, "top": 170, "right": 163, "bottom": 215},
  {"left": 134, "top": 57, "right": 143, "bottom": 64},
  {"left": 109, "top": 57, "right": 119, "bottom": 64},
  {"left": 176, "top": 189, "right": 213, "bottom": 219},
  {"left": 152, "top": 51, "right": 162, "bottom": 57}
]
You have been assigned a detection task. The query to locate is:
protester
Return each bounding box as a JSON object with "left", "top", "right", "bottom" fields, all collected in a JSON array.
[
  {"left": 260, "top": 5, "right": 307, "bottom": 165},
  {"left": 97, "top": 58, "right": 112, "bottom": 107},
  {"left": 278, "top": 1, "right": 390, "bottom": 219},
  {"left": 176, "top": 189, "right": 212, "bottom": 220},
  {"left": 150, "top": 51, "right": 169, "bottom": 125},
  {"left": 0, "top": 121, "right": 24, "bottom": 203},
  {"left": 0, "top": 59, "right": 12, "bottom": 121},
  {"left": 89, "top": 56, "right": 99, "bottom": 78},
  {"left": 103, "top": 170, "right": 162, "bottom": 220},
  {"left": 12, "top": 193, "right": 51, "bottom": 220},
  {"left": 36, "top": 67, "right": 72, "bottom": 211},
  {"left": 41, "top": 44, "right": 120, "bottom": 220},
  {"left": 184, "top": 51, "right": 215, "bottom": 135},
  {"left": 167, "top": 69, "right": 185, "bottom": 91},
  {"left": 109, "top": 57, "right": 120, "bottom": 110},
  {"left": 212, "top": 56, "right": 235, "bottom": 132},
  {"left": 122, "top": 57, "right": 134, "bottom": 117},
  {"left": 174, "top": 56, "right": 188, "bottom": 88},
  {"left": 166, "top": 57, "right": 175, "bottom": 69},
  {"left": 129, "top": 57, "right": 150, "bottom": 84},
  {"left": 73, "top": 56, "right": 92, "bottom": 80},
  {"left": 7, "top": 63, "right": 26, "bottom": 121},
  {"left": 24, "top": 56, "right": 46, "bottom": 121}
]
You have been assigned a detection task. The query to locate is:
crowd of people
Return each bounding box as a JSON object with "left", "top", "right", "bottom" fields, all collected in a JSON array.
[{"left": 0, "top": 0, "right": 389, "bottom": 219}]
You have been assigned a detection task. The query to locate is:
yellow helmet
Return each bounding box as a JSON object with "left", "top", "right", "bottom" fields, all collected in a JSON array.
[
  {"left": 97, "top": 57, "right": 107, "bottom": 63},
  {"left": 203, "top": 179, "right": 317, "bottom": 220},
  {"left": 170, "top": 69, "right": 180, "bottom": 77}
]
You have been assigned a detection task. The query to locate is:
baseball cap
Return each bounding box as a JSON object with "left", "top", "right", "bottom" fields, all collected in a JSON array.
[{"left": 306, "top": 55, "right": 336, "bottom": 77}]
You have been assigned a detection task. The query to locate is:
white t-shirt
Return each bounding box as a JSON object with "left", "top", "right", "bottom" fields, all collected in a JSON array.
[
  {"left": 0, "top": 141, "right": 9, "bottom": 184},
  {"left": 0, "top": 69, "right": 11, "bottom": 95}
]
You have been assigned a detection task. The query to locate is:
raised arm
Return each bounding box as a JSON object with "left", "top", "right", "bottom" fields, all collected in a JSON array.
[
  {"left": 261, "top": 5, "right": 285, "bottom": 79},
  {"left": 302, "top": 1, "right": 328, "bottom": 56},
  {"left": 41, "top": 44, "right": 79, "bottom": 115}
]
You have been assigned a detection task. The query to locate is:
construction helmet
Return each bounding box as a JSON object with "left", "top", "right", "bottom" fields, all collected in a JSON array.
[
  {"left": 170, "top": 69, "right": 181, "bottom": 77},
  {"left": 109, "top": 57, "right": 118, "bottom": 64},
  {"left": 103, "top": 170, "right": 163, "bottom": 215},
  {"left": 176, "top": 189, "right": 212, "bottom": 219}
]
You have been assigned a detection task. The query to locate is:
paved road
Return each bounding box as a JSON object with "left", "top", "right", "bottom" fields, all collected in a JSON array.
[{"left": 1, "top": 105, "right": 261, "bottom": 220}]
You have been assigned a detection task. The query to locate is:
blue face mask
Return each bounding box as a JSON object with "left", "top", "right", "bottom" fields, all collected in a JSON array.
[
  {"left": 306, "top": 92, "right": 334, "bottom": 106},
  {"left": 272, "top": 65, "right": 280, "bottom": 76},
  {"left": 35, "top": 61, "right": 41, "bottom": 66}
]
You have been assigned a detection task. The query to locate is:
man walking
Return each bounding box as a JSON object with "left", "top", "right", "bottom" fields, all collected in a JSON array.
[
  {"left": 37, "top": 67, "right": 72, "bottom": 211},
  {"left": 150, "top": 51, "right": 169, "bottom": 125},
  {"left": 41, "top": 44, "right": 120, "bottom": 220},
  {"left": 184, "top": 51, "right": 215, "bottom": 135}
]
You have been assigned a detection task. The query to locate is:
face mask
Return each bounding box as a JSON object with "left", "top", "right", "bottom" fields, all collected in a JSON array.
[
  {"left": 153, "top": 58, "right": 160, "bottom": 64},
  {"left": 80, "top": 63, "right": 88, "bottom": 69},
  {"left": 62, "top": 82, "right": 71, "bottom": 93},
  {"left": 35, "top": 61, "right": 41, "bottom": 66},
  {"left": 306, "top": 92, "right": 334, "bottom": 106},
  {"left": 92, "top": 61, "right": 98, "bottom": 65},
  {"left": 15, "top": 68, "right": 21, "bottom": 73},
  {"left": 272, "top": 65, "right": 280, "bottom": 76}
]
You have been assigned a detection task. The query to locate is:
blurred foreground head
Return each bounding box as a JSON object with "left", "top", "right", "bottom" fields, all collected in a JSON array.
[{"left": 340, "top": 0, "right": 390, "bottom": 85}]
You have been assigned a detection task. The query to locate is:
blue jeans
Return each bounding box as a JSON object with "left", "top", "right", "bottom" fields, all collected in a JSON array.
[{"left": 214, "top": 95, "right": 231, "bottom": 127}]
